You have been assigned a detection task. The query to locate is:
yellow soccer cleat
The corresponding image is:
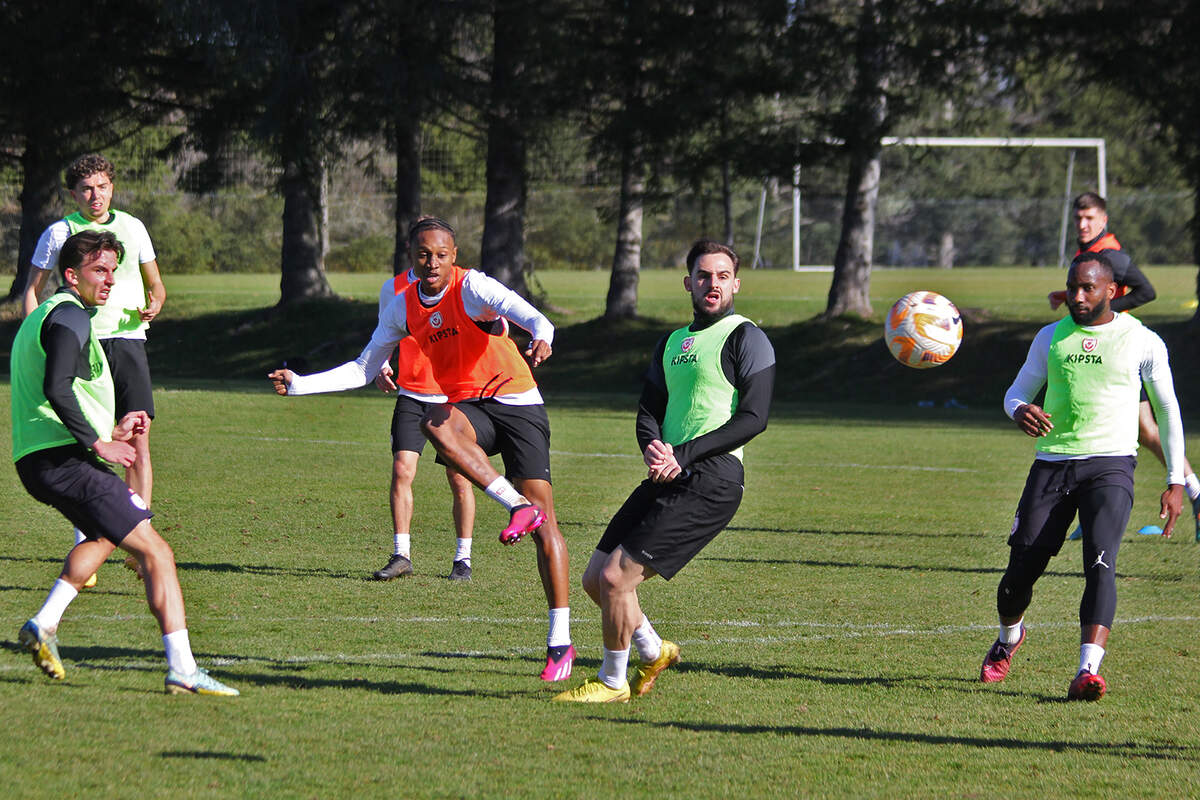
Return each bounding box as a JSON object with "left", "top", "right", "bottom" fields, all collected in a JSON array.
[
  {"left": 552, "top": 677, "right": 630, "bottom": 703},
  {"left": 631, "top": 640, "right": 680, "bottom": 697},
  {"left": 18, "top": 619, "right": 65, "bottom": 680},
  {"left": 83, "top": 573, "right": 97, "bottom": 589}
]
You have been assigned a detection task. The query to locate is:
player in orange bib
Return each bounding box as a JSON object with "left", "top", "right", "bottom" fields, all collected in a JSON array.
[{"left": 269, "top": 217, "right": 574, "bottom": 681}]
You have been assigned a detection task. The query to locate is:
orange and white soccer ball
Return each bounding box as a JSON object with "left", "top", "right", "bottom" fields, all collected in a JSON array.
[{"left": 884, "top": 291, "right": 963, "bottom": 369}]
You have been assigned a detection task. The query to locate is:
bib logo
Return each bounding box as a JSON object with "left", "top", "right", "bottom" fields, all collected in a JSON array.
[
  {"left": 1082, "top": 337, "right": 1097, "bottom": 353},
  {"left": 430, "top": 312, "right": 443, "bottom": 329},
  {"left": 681, "top": 336, "right": 695, "bottom": 353}
]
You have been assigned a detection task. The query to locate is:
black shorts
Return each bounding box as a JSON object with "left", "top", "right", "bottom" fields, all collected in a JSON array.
[
  {"left": 15, "top": 444, "right": 153, "bottom": 545},
  {"left": 438, "top": 400, "right": 552, "bottom": 483},
  {"left": 597, "top": 469, "right": 744, "bottom": 580},
  {"left": 1009, "top": 456, "right": 1135, "bottom": 556},
  {"left": 100, "top": 338, "right": 155, "bottom": 419},
  {"left": 391, "top": 394, "right": 431, "bottom": 454}
]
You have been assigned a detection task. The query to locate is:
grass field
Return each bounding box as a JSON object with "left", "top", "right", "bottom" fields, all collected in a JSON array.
[{"left": 1, "top": 270, "right": 1199, "bottom": 797}]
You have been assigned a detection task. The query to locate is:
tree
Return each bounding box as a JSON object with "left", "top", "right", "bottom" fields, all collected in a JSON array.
[
  {"left": 0, "top": 1, "right": 174, "bottom": 303},
  {"left": 790, "top": 0, "right": 1007, "bottom": 318},
  {"left": 172, "top": 0, "right": 363, "bottom": 304},
  {"left": 1040, "top": 1, "right": 1200, "bottom": 316}
]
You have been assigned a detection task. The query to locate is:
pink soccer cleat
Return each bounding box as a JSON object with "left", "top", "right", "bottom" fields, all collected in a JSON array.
[
  {"left": 500, "top": 504, "right": 546, "bottom": 545},
  {"left": 540, "top": 644, "right": 576, "bottom": 682}
]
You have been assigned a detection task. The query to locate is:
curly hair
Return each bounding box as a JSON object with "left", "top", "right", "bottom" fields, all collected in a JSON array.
[{"left": 64, "top": 154, "right": 115, "bottom": 189}]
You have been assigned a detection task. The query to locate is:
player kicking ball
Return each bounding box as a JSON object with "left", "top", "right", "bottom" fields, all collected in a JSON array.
[
  {"left": 269, "top": 217, "right": 574, "bottom": 681},
  {"left": 980, "top": 252, "right": 1184, "bottom": 701},
  {"left": 13, "top": 231, "right": 237, "bottom": 696},
  {"left": 554, "top": 240, "right": 774, "bottom": 702}
]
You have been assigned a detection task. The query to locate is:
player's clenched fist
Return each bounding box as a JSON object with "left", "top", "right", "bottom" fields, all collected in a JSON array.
[{"left": 267, "top": 368, "right": 294, "bottom": 396}]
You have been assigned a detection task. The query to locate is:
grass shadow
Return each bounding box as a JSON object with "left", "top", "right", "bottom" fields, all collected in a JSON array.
[{"left": 596, "top": 716, "right": 1196, "bottom": 761}]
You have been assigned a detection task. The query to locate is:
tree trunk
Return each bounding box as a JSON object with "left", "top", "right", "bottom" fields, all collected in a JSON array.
[
  {"left": 722, "top": 159, "right": 734, "bottom": 247},
  {"left": 605, "top": 147, "right": 644, "bottom": 319},
  {"left": 480, "top": 1, "right": 530, "bottom": 296},
  {"left": 278, "top": 152, "right": 333, "bottom": 305},
  {"left": 937, "top": 231, "right": 955, "bottom": 269},
  {"left": 824, "top": 147, "right": 881, "bottom": 319},
  {"left": 823, "top": 0, "right": 887, "bottom": 320},
  {"left": 392, "top": 106, "right": 422, "bottom": 276},
  {"left": 6, "top": 138, "right": 63, "bottom": 303}
]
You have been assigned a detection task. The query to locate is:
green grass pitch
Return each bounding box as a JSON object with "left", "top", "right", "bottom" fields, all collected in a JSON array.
[{"left": 1, "top": 269, "right": 1198, "bottom": 797}]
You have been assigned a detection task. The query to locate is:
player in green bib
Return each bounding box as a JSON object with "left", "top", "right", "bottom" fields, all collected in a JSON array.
[
  {"left": 22, "top": 154, "right": 166, "bottom": 585},
  {"left": 555, "top": 239, "right": 775, "bottom": 703},
  {"left": 13, "top": 230, "right": 236, "bottom": 696},
  {"left": 980, "top": 252, "right": 1185, "bottom": 702}
]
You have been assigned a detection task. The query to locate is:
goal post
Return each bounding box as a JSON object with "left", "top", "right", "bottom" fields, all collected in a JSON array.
[{"left": 774, "top": 136, "right": 1107, "bottom": 270}]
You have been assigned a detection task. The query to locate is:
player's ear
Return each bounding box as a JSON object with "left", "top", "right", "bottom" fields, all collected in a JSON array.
[
  {"left": 683, "top": 274, "right": 692, "bottom": 293},
  {"left": 63, "top": 267, "right": 79, "bottom": 288},
  {"left": 732, "top": 277, "right": 740, "bottom": 294}
]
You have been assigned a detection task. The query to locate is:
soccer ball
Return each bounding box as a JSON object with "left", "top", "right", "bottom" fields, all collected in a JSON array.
[{"left": 884, "top": 291, "right": 963, "bottom": 369}]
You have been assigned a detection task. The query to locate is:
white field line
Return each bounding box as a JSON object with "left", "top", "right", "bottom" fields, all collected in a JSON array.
[
  {"left": 5, "top": 615, "right": 1194, "bottom": 671},
  {"left": 249, "top": 437, "right": 974, "bottom": 472}
]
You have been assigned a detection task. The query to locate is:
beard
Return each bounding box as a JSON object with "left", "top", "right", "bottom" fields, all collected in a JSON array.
[{"left": 1069, "top": 299, "right": 1110, "bottom": 326}]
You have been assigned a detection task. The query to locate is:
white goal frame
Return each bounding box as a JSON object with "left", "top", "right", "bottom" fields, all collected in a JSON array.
[{"left": 762, "top": 137, "right": 1107, "bottom": 270}]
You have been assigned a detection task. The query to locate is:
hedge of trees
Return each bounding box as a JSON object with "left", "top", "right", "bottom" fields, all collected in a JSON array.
[{"left": 2, "top": 0, "right": 1197, "bottom": 320}]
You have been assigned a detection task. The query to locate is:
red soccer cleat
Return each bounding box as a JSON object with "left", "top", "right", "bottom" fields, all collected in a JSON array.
[
  {"left": 980, "top": 626, "right": 1026, "bottom": 683},
  {"left": 500, "top": 504, "right": 546, "bottom": 545},
  {"left": 1067, "top": 670, "right": 1107, "bottom": 701}
]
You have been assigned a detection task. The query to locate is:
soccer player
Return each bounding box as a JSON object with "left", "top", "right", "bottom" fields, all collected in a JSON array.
[
  {"left": 268, "top": 217, "right": 575, "bottom": 681},
  {"left": 23, "top": 153, "right": 166, "bottom": 582},
  {"left": 371, "top": 267, "right": 476, "bottom": 581},
  {"left": 554, "top": 239, "right": 775, "bottom": 703},
  {"left": 13, "top": 231, "right": 237, "bottom": 696},
  {"left": 1048, "top": 192, "right": 1200, "bottom": 539},
  {"left": 981, "top": 251, "right": 1184, "bottom": 701}
]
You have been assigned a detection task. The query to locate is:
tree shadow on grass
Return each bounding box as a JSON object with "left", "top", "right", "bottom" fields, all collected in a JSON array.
[
  {"left": 697, "top": 554, "right": 1176, "bottom": 582},
  {"left": 174, "top": 560, "right": 364, "bottom": 581},
  {"left": 725, "top": 525, "right": 971, "bottom": 539},
  {"left": 594, "top": 716, "right": 1197, "bottom": 761},
  {"left": 160, "top": 751, "right": 267, "bottom": 763}
]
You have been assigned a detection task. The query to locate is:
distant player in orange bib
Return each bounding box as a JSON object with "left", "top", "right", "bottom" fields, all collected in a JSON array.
[
  {"left": 269, "top": 217, "right": 574, "bottom": 681},
  {"left": 369, "top": 266, "right": 476, "bottom": 582}
]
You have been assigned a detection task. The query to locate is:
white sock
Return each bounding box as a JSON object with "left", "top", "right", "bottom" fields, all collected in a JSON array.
[
  {"left": 1185, "top": 473, "right": 1200, "bottom": 502},
  {"left": 393, "top": 533, "right": 411, "bottom": 558},
  {"left": 547, "top": 607, "right": 571, "bottom": 647},
  {"left": 632, "top": 615, "right": 662, "bottom": 663},
  {"left": 1000, "top": 619, "right": 1024, "bottom": 645},
  {"left": 598, "top": 647, "right": 630, "bottom": 689},
  {"left": 73, "top": 527, "right": 86, "bottom": 546},
  {"left": 163, "top": 629, "right": 198, "bottom": 675},
  {"left": 454, "top": 538, "right": 472, "bottom": 564},
  {"left": 1079, "top": 643, "right": 1105, "bottom": 675},
  {"left": 32, "top": 579, "right": 78, "bottom": 632},
  {"left": 484, "top": 477, "right": 525, "bottom": 511}
]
